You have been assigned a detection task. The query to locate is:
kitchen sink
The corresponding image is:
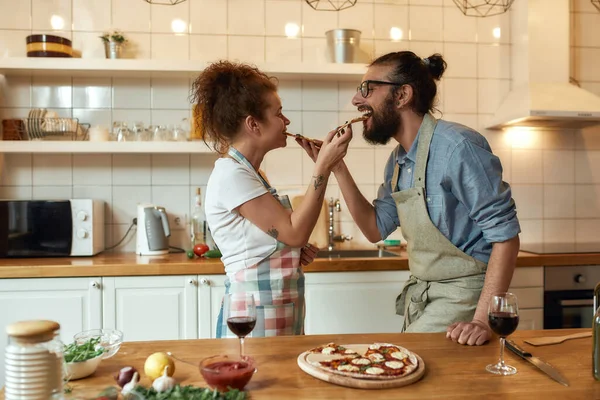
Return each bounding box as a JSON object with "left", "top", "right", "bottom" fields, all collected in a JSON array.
[{"left": 316, "top": 249, "right": 400, "bottom": 259}]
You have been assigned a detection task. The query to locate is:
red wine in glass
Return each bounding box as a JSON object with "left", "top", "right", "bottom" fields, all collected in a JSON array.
[
  {"left": 227, "top": 316, "right": 257, "bottom": 338},
  {"left": 486, "top": 292, "right": 519, "bottom": 376},
  {"left": 489, "top": 312, "right": 519, "bottom": 337}
]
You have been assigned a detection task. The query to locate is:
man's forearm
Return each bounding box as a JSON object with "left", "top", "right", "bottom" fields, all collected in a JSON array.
[
  {"left": 473, "top": 235, "right": 520, "bottom": 324},
  {"left": 333, "top": 162, "right": 381, "bottom": 242}
]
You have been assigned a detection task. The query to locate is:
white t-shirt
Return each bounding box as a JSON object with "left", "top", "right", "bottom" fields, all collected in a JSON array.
[{"left": 205, "top": 158, "right": 278, "bottom": 275}]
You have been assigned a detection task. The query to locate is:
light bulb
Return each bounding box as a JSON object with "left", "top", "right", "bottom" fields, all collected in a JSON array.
[
  {"left": 492, "top": 27, "right": 501, "bottom": 39},
  {"left": 50, "top": 15, "right": 64, "bottom": 30},
  {"left": 390, "top": 27, "right": 403, "bottom": 41},
  {"left": 171, "top": 19, "right": 187, "bottom": 34}
]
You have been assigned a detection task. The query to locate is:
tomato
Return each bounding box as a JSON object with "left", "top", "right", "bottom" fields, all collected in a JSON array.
[{"left": 193, "top": 243, "right": 210, "bottom": 257}]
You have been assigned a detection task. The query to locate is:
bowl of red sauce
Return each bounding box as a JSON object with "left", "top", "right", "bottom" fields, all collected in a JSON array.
[{"left": 199, "top": 355, "right": 256, "bottom": 392}]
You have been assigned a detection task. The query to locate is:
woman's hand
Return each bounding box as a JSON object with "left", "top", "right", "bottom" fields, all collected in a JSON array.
[
  {"left": 296, "top": 125, "right": 352, "bottom": 171},
  {"left": 300, "top": 243, "right": 319, "bottom": 266}
]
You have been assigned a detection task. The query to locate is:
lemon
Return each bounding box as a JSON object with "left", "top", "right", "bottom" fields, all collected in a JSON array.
[{"left": 144, "top": 352, "right": 175, "bottom": 380}]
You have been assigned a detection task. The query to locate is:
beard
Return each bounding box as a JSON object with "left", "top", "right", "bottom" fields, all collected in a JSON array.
[{"left": 363, "top": 93, "right": 401, "bottom": 145}]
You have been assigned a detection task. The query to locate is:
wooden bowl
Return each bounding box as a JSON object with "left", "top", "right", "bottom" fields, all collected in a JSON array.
[{"left": 26, "top": 34, "right": 72, "bottom": 58}]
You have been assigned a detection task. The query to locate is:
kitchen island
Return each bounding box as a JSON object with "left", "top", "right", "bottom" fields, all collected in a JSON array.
[{"left": 7, "top": 329, "right": 595, "bottom": 400}]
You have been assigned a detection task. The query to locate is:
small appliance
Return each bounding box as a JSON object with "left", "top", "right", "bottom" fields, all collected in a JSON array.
[
  {"left": 136, "top": 203, "right": 171, "bottom": 256},
  {"left": 0, "top": 199, "right": 104, "bottom": 257}
]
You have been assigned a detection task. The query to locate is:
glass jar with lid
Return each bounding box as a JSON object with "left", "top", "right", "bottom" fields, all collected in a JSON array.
[{"left": 4, "top": 320, "right": 64, "bottom": 400}]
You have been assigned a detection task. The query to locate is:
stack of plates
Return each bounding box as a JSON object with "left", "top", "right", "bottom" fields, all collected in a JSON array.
[
  {"left": 26, "top": 34, "right": 72, "bottom": 58},
  {"left": 4, "top": 345, "right": 63, "bottom": 400}
]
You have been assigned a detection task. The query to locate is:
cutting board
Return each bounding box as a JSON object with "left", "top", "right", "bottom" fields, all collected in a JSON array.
[
  {"left": 291, "top": 195, "right": 328, "bottom": 249},
  {"left": 297, "top": 344, "right": 426, "bottom": 390}
]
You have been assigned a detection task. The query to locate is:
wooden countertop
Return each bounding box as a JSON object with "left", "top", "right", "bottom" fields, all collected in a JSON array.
[
  {"left": 0, "top": 250, "right": 599, "bottom": 279},
  {"left": 4, "top": 329, "right": 594, "bottom": 400}
]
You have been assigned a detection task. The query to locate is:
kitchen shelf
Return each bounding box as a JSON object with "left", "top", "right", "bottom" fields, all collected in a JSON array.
[
  {"left": 0, "top": 141, "right": 214, "bottom": 154},
  {"left": 0, "top": 58, "right": 367, "bottom": 81}
]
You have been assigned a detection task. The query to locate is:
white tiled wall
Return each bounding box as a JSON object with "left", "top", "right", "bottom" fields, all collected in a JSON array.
[{"left": 2, "top": 1, "right": 598, "bottom": 253}]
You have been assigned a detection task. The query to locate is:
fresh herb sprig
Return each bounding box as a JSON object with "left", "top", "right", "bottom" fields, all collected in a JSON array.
[
  {"left": 64, "top": 337, "right": 105, "bottom": 363},
  {"left": 132, "top": 384, "right": 248, "bottom": 400}
]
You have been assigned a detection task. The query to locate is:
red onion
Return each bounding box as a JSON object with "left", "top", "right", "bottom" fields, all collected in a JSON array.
[{"left": 114, "top": 366, "right": 138, "bottom": 388}]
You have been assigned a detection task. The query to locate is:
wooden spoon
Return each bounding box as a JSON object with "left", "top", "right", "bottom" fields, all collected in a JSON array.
[{"left": 523, "top": 331, "right": 591, "bottom": 346}]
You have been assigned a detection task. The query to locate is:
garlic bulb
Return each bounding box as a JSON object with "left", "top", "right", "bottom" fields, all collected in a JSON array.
[
  {"left": 121, "top": 371, "right": 139, "bottom": 398},
  {"left": 152, "top": 365, "right": 177, "bottom": 392}
]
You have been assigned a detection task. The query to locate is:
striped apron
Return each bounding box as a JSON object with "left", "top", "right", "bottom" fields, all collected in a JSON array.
[
  {"left": 216, "top": 148, "right": 305, "bottom": 338},
  {"left": 393, "top": 113, "right": 488, "bottom": 332}
]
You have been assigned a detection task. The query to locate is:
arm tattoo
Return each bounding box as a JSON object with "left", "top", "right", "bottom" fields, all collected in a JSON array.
[
  {"left": 312, "top": 174, "right": 325, "bottom": 191},
  {"left": 267, "top": 227, "right": 279, "bottom": 239}
]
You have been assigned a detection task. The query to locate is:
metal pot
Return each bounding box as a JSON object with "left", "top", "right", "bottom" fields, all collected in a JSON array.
[
  {"left": 104, "top": 41, "right": 123, "bottom": 59},
  {"left": 325, "top": 29, "right": 361, "bottom": 63}
]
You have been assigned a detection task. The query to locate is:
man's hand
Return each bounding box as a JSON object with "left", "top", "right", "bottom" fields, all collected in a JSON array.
[
  {"left": 446, "top": 319, "right": 491, "bottom": 346},
  {"left": 300, "top": 243, "right": 319, "bottom": 266}
]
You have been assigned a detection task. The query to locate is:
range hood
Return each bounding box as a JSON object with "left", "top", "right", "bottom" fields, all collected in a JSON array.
[{"left": 487, "top": 0, "right": 600, "bottom": 130}]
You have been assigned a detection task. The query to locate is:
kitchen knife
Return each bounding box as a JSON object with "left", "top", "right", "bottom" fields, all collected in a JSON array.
[{"left": 505, "top": 339, "right": 569, "bottom": 387}]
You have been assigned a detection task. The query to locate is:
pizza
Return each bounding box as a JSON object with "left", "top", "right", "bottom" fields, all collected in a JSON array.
[
  {"left": 308, "top": 342, "right": 360, "bottom": 357},
  {"left": 307, "top": 342, "right": 418, "bottom": 380}
]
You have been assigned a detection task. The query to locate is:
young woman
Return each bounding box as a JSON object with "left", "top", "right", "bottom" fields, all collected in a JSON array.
[{"left": 191, "top": 61, "right": 351, "bottom": 337}]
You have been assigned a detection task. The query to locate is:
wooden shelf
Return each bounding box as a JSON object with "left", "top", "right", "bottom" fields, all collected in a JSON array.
[
  {"left": 0, "top": 141, "right": 214, "bottom": 154},
  {"left": 0, "top": 58, "right": 367, "bottom": 81}
]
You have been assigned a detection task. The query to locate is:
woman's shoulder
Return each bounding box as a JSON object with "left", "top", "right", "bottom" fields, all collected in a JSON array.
[{"left": 211, "top": 157, "right": 254, "bottom": 178}]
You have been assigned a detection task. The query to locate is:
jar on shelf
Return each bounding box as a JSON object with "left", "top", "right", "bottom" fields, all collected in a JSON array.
[{"left": 4, "top": 320, "right": 65, "bottom": 400}]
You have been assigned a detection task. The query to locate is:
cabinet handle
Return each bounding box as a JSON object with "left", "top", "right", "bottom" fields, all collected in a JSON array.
[
  {"left": 188, "top": 279, "right": 198, "bottom": 286},
  {"left": 91, "top": 281, "right": 101, "bottom": 289},
  {"left": 199, "top": 278, "right": 210, "bottom": 286}
]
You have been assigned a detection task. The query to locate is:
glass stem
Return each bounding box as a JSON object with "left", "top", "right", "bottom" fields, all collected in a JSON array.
[
  {"left": 240, "top": 337, "right": 245, "bottom": 357},
  {"left": 499, "top": 337, "right": 506, "bottom": 368}
]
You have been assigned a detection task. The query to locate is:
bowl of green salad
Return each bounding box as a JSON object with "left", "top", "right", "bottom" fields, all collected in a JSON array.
[{"left": 63, "top": 337, "right": 106, "bottom": 380}]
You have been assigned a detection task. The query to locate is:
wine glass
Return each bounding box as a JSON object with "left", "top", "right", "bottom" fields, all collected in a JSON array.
[
  {"left": 486, "top": 292, "right": 520, "bottom": 375},
  {"left": 224, "top": 293, "right": 257, "bottom": 357}
]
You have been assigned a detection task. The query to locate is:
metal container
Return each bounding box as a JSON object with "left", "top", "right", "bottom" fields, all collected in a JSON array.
[
  {"left": 104, "top": 41, "right": 123, "bottom": 59},
  {"left": 325, "top": 29, "right": 361, "bottom": 63}
]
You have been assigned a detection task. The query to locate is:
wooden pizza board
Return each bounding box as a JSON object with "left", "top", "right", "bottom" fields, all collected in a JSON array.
[{"left": 297, "top": 344, "right": 426, "bottom": 390}]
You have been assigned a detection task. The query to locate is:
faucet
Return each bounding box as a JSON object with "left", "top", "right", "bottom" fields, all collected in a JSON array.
[{"left": 328, "top": 197, "right": 352, "bottom": 251}]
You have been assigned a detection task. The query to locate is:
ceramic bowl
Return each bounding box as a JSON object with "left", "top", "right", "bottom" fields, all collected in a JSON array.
[
  {"left": 64, "top": 353, "right": 103, "bottom": 380},
  {"left": 199, "top": 354, "right": 256, "bottom": 392},
  {"left": 73, "top": 328, "right": 123, "bottom": 359}
]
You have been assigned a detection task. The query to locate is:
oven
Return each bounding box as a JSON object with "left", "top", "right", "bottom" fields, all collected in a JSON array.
[{"left": 544, "top": 265, "right": 600, "bottom": 329}]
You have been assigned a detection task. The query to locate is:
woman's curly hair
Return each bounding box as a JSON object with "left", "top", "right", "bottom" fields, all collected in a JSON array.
[{"left": 190, "top": 60, "right": 278, "bottom": 154}]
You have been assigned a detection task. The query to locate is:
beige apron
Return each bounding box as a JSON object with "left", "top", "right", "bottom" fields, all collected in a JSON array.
[{"left": 393, "top": 113, "right": 487, "bottom": 333}]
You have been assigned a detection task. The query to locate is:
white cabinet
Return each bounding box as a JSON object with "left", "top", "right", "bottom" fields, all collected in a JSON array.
[
  {"left": 197, "top": 275, "right": 227, "bottom": 339},
  {"left": 102, "top": 276, "right": 198, "bottom": 342},
  {"left": 0, "top": 277, "right": 102, "bottom": 386},
  {"left": 304, "top": 271, "right": 410, "bottom": 335},
  {"left": 509, "top": 267, "right": 544, "bottom": 330}
]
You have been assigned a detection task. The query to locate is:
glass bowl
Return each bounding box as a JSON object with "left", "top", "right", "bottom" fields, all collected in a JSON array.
[
  {"left": 73, "top": 329, "right": 123, "bottom": 359},
  {"left": 199, "top": 354, "right": 256, "bottom": 392}
]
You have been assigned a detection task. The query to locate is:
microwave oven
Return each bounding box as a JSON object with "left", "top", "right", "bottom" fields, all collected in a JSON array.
[{"left": 0, "top": 199, "right": 104, "bottom": 258}]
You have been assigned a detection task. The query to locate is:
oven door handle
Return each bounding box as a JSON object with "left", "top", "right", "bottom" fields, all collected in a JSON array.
[{"left": 559, "top": 299, "right": 594, "bottom": 307}]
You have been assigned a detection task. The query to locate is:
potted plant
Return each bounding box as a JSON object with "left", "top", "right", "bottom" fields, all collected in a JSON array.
[{"left": 100, "top": 30, "right": 127, "bottom": 59}]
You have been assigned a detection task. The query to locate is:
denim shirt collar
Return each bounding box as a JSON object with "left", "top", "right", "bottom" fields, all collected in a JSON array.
[{"left": 396, "top": 128, "right": 421, "bottom": 166}]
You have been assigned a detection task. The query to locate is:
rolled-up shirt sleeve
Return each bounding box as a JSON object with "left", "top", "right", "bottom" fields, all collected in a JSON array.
[
  {"left": 443, "top": 140, "right": 521, "bottom": 244},
  {"left": 373, "top": 150, "right": 401, "bottom": 240}
]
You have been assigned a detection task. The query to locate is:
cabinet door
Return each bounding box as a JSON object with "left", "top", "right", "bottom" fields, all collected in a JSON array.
[
  {"left": 0, "top": 277, "right": 102, "bottom": 386},
  {"left": 197, "top": 275, "right": 226, "bottom": 339},
  {"left": 103, "top": 276, "right": 198, "bottom": 341},
  {"left": 304, "top": 271, "right": 410, "bottom": 335}
]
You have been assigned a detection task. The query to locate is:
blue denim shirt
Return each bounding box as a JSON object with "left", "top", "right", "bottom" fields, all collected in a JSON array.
[{"left": 373, "top": 119, "right": 521, "bottom": 264}]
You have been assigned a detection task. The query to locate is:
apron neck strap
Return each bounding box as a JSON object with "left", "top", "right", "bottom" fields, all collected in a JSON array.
[
  {"left": 391, "top": 113, "right": 437, "bottom": 192},
  {"left": 228, "top": 147, "right": 277, "bottom": 196}
]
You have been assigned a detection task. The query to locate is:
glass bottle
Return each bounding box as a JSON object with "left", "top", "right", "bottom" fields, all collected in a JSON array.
[
  {"left": 191, "top": 187, "right": 206, "bottom": 247},
  {"left": 5, "top": 320, "right": 65, "bottom": 400}
]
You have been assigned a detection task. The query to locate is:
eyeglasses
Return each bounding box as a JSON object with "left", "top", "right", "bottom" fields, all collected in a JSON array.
[{"left": 357, "top": 80, "right": 403, "bottom": 98}]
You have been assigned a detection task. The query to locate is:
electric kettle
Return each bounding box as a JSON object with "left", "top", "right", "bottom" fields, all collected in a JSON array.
[{"left": 136, "top": 203, "right": 171, "bottom": 256}]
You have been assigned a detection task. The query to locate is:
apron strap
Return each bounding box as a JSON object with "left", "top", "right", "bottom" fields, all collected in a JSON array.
[
  {"left": 391, "top": 162, "right": 400, "bottom": 192},
  {"left": 228, "top": 147, "right": 277, "bottom": 196},
  {"left": 413, "top": 113, "right": 438, "bottom": 189}
]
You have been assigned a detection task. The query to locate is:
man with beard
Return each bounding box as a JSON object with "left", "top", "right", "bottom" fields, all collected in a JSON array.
[{"left": 297, "top": 51, "right": 521, "bottom": 346}]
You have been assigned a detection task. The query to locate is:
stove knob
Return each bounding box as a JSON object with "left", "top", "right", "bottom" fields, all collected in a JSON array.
[
  {"left": 77, "top": 229, "right": 88, "bottom": 239},
  {"left": 77, "top": 211, "right": 88, "bottom": 221},
  {"left": 574, "top": 274, "right": 586, "bottom": 284}
]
